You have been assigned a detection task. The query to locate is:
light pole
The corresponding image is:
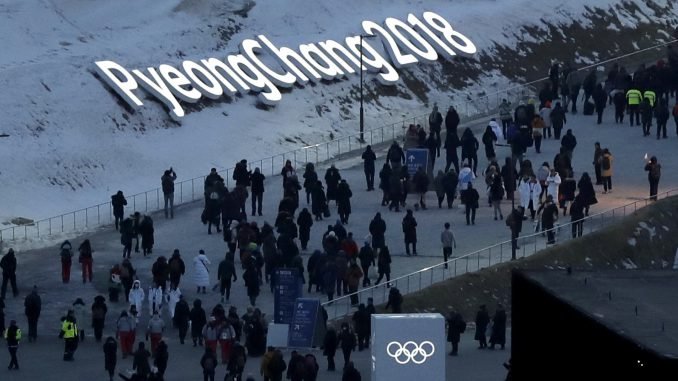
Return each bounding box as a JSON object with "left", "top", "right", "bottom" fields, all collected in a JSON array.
[{"left": 359, "top": 34, "right": 376, "bottom": 143}]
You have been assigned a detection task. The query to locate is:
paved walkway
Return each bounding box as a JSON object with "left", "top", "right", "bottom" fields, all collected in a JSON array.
[{"left": 1, "top": 108, "right": 677, "bottom": 380}]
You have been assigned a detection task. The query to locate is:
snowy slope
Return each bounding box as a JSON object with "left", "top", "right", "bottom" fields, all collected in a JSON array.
[{"left": 0, "top": 0, "right": 676, "bottom": 224}]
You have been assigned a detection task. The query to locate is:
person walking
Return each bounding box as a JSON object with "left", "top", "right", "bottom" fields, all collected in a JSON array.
[
  {"left": 61, "top": 310, "right": 79, "bottom": 361},
  {"left": 73, "top": 298, "right": 87, "bottom": 341},
  {"left": 446, "top": 311, "right": 466, "bottom": 356},
  {"left": 251, "top": 168, "right": 265, "bottom": 216},
  {"left": 440, "top": 223, "right": 457, "bottom": 269},
  {"left": 161, "top": 168, "right": 177, "bottom": 219},
  {"left": 346, "top": 261, "right": 363, "bottom": 306},
  {"left": 60, "top": 240, "right": 73, "bottom": 283},
  {"left": 168, "top": 249, "right": 186, "bottom": 289},
  {"left": 384, "top": 287, "right": 403, "bottom": 313},
  {"left": 78, "top": 239, "right": 94, "bottom": 283},
  {"left": 569, "top": 194, "right": 586, "bottom": 238},
  {"left": 336, "top": 180, "right": 353, "bottom": 224},
  {"left": 593, "top": 83, "right": 607, "bottom": 124},
  {"left": 464, "top": 183, "right": 480, "bottom": 226},
  {"left": 0, "top": 248, "right": 18, "bottom": 299},
  {"left": 337, "top": 322, "right": 356, "bottom": 369},
  {"left": 645, "top": 156, "right": 661, "bottom": 201},
  {"left": 374, "top": 246, "right": 392, "bottom": 287},
  {"left": 537, "top": 195, "right": 559, "bottom": 245},
  {"left": 323, "top": 326, "right": 339, "bottom": 371},
  {"left": 499, "top": 99, "right": 513, "bottom": 138},
  {"left": 599, "top": 148, "right": 614, "bottom": 194},
  {"left": 103, "top": 336, "right": 117, "bottom": 381},
  {"left": 116, "top": 311, "right": 136, "bottom": 359},
  {"left": 640, "top": 98, "right": 653, "bottom": 137},
  {"left": 24, "top": 285, "right": 41, "bottom": 342},
  {"left": 655, "top": 99, "right": 670, "bottom": 139},
  {"left": 550, "top": 101, "right": 567, "bottom": 139},
  {"left": 173, "top": 295, "right": 190, "bottom": 344},
  {"left": 507, "top": 206, "right": 525, "bottom": 257},
  {"left": 91, "top": 295, "right": 107, "bottom": 342},
  {"left": 592, "top": 142, "right": 603, "bottom": 185},
  {"left": 402, "top": 210, "right": 418, "bottom": 256},
  {"left": 531, "top": 115, "right": 544, "bottom": 153},
  {"left": 132, "top": 342, "right": 151, "bottom": 379},
  {"left": 111, "top": 190, "right": 127, "bottom": 230},
  {"left": 490, "top": 172, "right": 505, "bottom": 221},
  {"left": 190, "top": 299, "right": 207, "bottom": 347},
  {"left": 218, "top": 253, "right": 238, "bottom": 303},
  {"left": 201, "top": 347, "right": 218, "bottom": 381},
  {"left": 193, "top": 250, "right": 211, "bottom": 294},
  {"left": 128, "top": 280, "right": 145, "bottom": 319},
  {"left": 243, "top": 262, "right": 261, "bottom": 306},
  {"left": 626, "top": 85, "right": 642, "bottom": 125},
  {"left": 474, "top": 305, "right": 490, "bottom": 349},
  {"left": 3, "top": 319, "right": 21, "bottom": 370},
  {"left": 361, "top": 146, "right": 377, "bottom": 191},
  {"left": 412, "top": 166, "right": 429, "bottom": 210},
  {"left": 154, "top": 339, "right": 169, "bottom": 378},
  {"left": 146, "top": 311, "right": 165, "bottom": 355},
  {"left": 489, "top": 304, "right": 507, "bottom": 350},
  {"left": 460, "top": 128, "right": 480, "bottom": 175},
  {"left": 358, "top": 242, "right": 374, "bottom": 287}
]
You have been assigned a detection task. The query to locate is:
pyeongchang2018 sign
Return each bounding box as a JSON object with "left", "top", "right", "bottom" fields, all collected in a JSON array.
[{"left": 94, "top": 11, "right": 476, "bottom": 120}]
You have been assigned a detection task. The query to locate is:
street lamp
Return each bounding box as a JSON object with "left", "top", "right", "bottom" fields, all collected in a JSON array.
[{"left": 359, "top": 34, "right": 376, "bottom": 143}]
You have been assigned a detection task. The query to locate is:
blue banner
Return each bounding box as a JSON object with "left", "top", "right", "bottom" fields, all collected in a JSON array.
[
  {"left": 274, "top": 268, "right": 303, "bottom": 324},
  {"left": 288, "top": 298, "right": 320, "bottom": 348},
  {"left": 406, "top": 149, "right": 429, "bottom": 176}
]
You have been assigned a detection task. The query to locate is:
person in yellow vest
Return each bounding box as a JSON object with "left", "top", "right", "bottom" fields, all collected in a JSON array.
[
  {"left": 643, "top": 89, "right": 656, "bottom": 108},
  {"left": 60, "top": 310, "right": 79, "bottom": 361},
  {"left": 626, "top": 87, "right": 642, "bottom": 126},
  {"left": 4, "top": 319, "right": 21, "bottom": 370}
]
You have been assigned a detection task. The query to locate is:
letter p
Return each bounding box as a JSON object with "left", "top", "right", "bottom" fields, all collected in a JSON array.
[{"left": 94, "top": 60, "right": 144, "bottom": 109}]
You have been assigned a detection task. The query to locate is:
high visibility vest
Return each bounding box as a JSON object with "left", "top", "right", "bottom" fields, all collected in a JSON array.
[
  {"left": 3, "top": 328, "right": 22, "bottom": 341},
  {"left": 626, "top": 89, "right": 642, "bottom": 105},
  {"left": 643, "top": 91, "right": 656, "bottom": 107},
  {"left": 61, "top": 320, "right": 78, "bottom": 339}
]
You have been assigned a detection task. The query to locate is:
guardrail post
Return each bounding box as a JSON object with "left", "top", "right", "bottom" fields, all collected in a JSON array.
[
  {"left": 133, "top": 196, "right": 136, "bottom": 212},
  {"left": 49, "top": 218, "right": 52, "bottom": 235},
  {"left": 157, "top": 189, "right": 160, "bottom": 210},
  {"left": 145, "top": 193, "right": 148, "bottom": 212},
  {"left": 73, "top": 213, "right": 76, "bottom": 230},
  {"left": 85, "top": 209, "right": 88, "bottom": 227},
  {"left": 36, "top": 221, "right": 39, "bottom": 237},
  {"left": 192, "top": 179, "right": 195, "bottom": 201},
  {"left": 61, "top": 215, "right": 64, "bottom": 232},
  {"left": 180, "top": 182, "right": 184, "bottom": 204}
]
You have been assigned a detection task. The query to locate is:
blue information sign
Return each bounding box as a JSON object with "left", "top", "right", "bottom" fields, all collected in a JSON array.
[
  {"left": 288, "top": 298, "right": 320, "bottom": 348},
  {"left": 405, "top": 148, "right": 429, "bottom": 176},
  {"left": 274, "top": 268, "right": 303, "bottom": 324}
]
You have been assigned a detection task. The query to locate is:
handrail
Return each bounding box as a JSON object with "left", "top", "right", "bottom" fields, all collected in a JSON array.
[
  {"left": 321, "top": 188, "right": 678, "bottom": 317},
  {"left": 0, "top": 40, "right": 672, "bottom": 244}
]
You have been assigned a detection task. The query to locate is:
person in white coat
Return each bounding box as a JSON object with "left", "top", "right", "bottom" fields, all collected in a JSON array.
[
  {"left": 128, "top": 280, "right": 145, "bottom": 318},
  {"left": 166, "top": 285, "right": 182, "bottom": 319},
  {"left": 148, "top": 282, "right": 163, "bottom": 316},
  {"left": 488, "top": 119, "right": 504, "bottom": 141},
  {"left": 546, "top": 169, "right": 561, "bottom": 202},
  {"left": 518, "top": 174, "right": 542, "bottom": 220},
  {"left": 458, "top": 162, "right": 476, "bottom": 205},
  {"left": 193, "top": 249, "right": 211, "bottom": 294}
]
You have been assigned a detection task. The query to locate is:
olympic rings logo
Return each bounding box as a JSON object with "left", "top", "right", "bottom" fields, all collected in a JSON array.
[{"left": 386, "top": 341, "right": 435, "bottom": 365}]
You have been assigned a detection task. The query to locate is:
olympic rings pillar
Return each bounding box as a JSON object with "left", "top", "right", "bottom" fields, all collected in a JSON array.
[{"left": 371, "top": 313, "right": 446, "bottom": 381}]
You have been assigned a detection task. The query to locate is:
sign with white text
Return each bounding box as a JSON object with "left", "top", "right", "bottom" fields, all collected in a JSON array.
[
  {"left": 406, "top": 148, "right": 429, "bottom": 176},
  {"left": 94, "top": 11, "right": 477, "bottom": 120}
]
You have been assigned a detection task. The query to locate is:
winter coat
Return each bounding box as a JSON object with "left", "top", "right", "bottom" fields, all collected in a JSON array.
[
  {"left": 128, "top": 281, "right": 145, "bottom": 313},
  {"left": 413, "top": 169, "right": 429, "bottom": 193},
  {"left": 489, "top": 175, "right": 504, "bottom": 202},
  {"left": 498, "top": 102, "right": 512, "bottom": 120},
  {"left": 433, "top": 171, "right": 445, "bottom": 198},
  {"left": 387, "top": 143, "right": 405, "bottom": 165},
  {"left": 569, "top": 196, "right": 586, "bottom": 221},
  {"left": 546, "top": 173, "right": 562, "bottom": 201},
  {"left": 24, "top": 291, "right": 42, "bottom": 319},
  {"left": 550, "top": 105, "right": 567, "bottom": 128},
  {"left": 518, "top": 179, "right": 541, "bottom": 209},
  {"left": 192, "top": 254, "right": 211, "bottom": 287},
  {"left": 103, "top": 338, "right": 118, "bottom": 372},
  {"left": 378, "top": 165, "right": 392, "bottom": 192},
  {"left": 336, "top": 182, "right": 353, "bottom": 215},
  {"left": 251, "top": 171, "right": 266, "bottom": 194},
  {"left": 474, "top": 309, "right": 490, "bottom": 341},
  {"left": 310, "top": 183, "right": 327, "bottom": 216},
  {"left": 346, "top": 264, "right": 363, "bottom": 289},
  {"left": 460, "top": 131, "right": 479, "bottom": 159},
  {"left": 377, "top": 248, "right": 392, "bottom": 274},
  {"left": 148, "top": 286, "right": 163, "bottom": 315},
  {"left": 166, "top": 288, "right": 181, "bottom": 317},
  {"left": 322, "top": 260, "right": 338, "bottom": 293},
  {"left": 465, "top": 188, "right": 480, "bottom": 209},
  {"left": 561, "top": 134, "right": 577, "bottom": 152},
  {"left": 73, "top": 302, "right": 87, "bottom": 329},
  {"left": 402, "top": 214, "right": 418, "bottom": 243},
  {"left": 446, "top": 313, "right": 465, "bottom": 344},
  {"left": 111, "top": 193, "right": 127, "bottom": 217},
  {"left": 323, "top": 329, "right": 338, "bottom": 357},
  {"left": 490, "top": 309, "right": 507, "bottom": 346},
  {"left": 458, "top": 167, "right": 475, "bottom": 191},
  {"left": 161, "top": 171, "right": 176, "bottom": 195},
  {"left": 539, "top": 202, "right": 559, "bottom": 228},
  {"left": 325, "top": 168, "right": 342, "bottom": 201},
  {"left": 362, "top": 149, "right": 376, "bottom": 172},
  {"left": 445, "top": 109, "right": 460, "bottom": 133},
  {"left": 369, "top": 216, "right": 386, "bottom": 248},
  {"left": 577, "top": 178, "right": 598, "bottom": 207},
  {"left": 133, "top": 348, "right": 152, "bottom": 377}
]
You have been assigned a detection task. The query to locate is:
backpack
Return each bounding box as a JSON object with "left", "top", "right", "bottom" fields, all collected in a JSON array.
[{"left": 602, "top": 156, "right": 611, "bottom": 171}]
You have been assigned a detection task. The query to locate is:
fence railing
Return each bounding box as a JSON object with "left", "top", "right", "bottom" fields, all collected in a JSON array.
[
  {"left": 322, "top": 188, "right": 678, "bottom": 320},
  {"left": 1, "top": 40, "right": 674, "bottom": 244}
]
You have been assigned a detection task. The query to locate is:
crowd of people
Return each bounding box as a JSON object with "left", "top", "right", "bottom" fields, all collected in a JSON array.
[{"left": 1, "top": 49, "right": 675, "bottom": 380}]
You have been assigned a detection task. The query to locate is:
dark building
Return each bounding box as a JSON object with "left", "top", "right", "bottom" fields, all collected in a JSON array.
[{"left": 512, "top": 269, "right": 678, "bottom": 380}]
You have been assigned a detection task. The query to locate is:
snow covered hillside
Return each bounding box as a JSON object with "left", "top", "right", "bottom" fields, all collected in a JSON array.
[{"left": 0, "top": 0, "right": 676, "bottom": 224}]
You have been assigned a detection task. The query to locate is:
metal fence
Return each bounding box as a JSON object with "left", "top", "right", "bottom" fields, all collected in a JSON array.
[
  {"left": 321, "top": 188, "right": 678, "bottom": 320},
  {"left": 1, "top": 40, "right": 674, "bottom": 244}
]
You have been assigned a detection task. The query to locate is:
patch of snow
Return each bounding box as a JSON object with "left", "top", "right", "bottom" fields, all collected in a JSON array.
[
  {"left": 662, "top": 226, "right": 669, "bottom": 232},
  {"left": 628, "top": 237, "right": 637, "bottom": 246},
  {"left": 638, "top": 222, "right": 657, "bottom": 240},
  {"left": 621, "top": 258, "right": 638, "bottom": 269}
]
